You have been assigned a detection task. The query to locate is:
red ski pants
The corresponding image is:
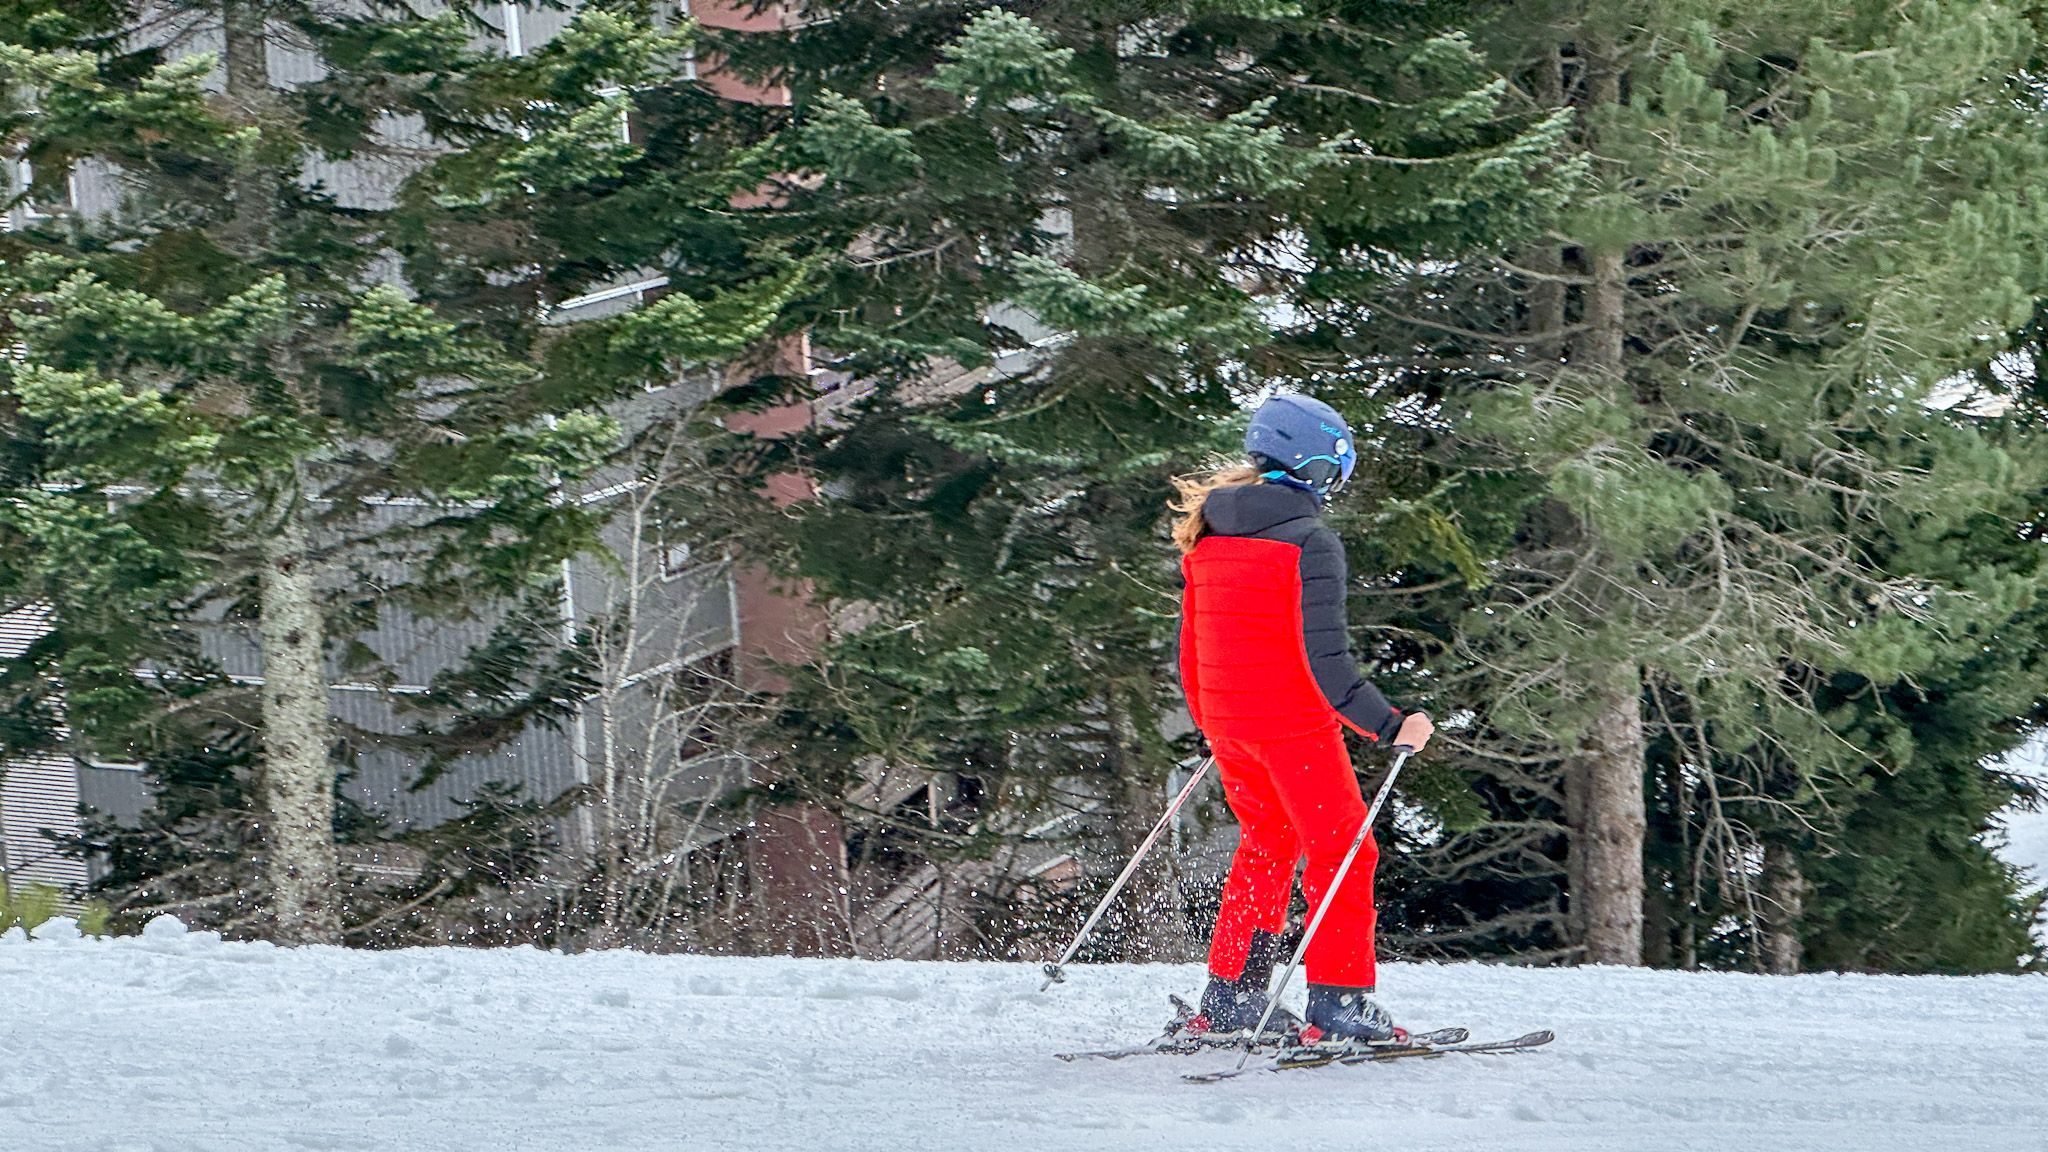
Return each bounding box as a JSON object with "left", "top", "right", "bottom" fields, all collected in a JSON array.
[{"left": 1205, "top": 723, "right": 1378, "bottom": 991}]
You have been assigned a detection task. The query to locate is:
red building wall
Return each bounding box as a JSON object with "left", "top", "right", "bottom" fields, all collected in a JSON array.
[{"left": 689, "top": 24, "right": 856, "bottom": 954}]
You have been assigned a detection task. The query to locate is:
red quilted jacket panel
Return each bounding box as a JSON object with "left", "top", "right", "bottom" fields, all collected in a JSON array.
[{"left": 1180, "top": 535, "right": 1353, "bottom": 740}]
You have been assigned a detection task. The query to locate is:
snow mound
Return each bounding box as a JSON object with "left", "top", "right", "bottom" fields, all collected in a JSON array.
[{"left": 3, "top": 927, "right": 2045, "bottom": 1151}]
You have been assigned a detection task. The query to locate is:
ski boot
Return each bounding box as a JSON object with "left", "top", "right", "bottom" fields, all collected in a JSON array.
[
  {"left": 1196, "top": 976, "right": 1301, "bottom": 1039},
  {"left": 1301, "top": 985, "right": 1402, "bottom": 1047},
  {"left": 1190, "top": 930, "right": 1299, "bottom": 1042}
]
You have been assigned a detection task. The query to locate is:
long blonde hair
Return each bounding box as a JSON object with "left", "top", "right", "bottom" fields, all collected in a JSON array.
[{"left": 1169, "top": 464, "right": 1262, "bottom": 554}]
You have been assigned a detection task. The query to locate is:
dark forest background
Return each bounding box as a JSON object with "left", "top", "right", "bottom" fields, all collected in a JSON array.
[{"left": 2, "top": 0, "right": 2045, "bottom": 974}]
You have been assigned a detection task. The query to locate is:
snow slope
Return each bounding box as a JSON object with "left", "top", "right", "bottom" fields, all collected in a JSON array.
[{"left": 6, "top": 919, "right": 2047, "bottom": 1152}]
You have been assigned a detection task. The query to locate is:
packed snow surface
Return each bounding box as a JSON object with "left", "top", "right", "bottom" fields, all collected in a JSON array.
[{"left": 7, "top": 919, "right": 2047, "bottom": 1152}]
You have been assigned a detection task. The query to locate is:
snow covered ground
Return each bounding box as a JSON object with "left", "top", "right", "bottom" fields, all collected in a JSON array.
[{"left": 7, "top": 920, "right": 2048, "bottom": 1152}]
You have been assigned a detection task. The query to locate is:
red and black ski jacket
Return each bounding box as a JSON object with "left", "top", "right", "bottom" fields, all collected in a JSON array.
[{"left": 1177, "top": 482, "right": 1403, "bottom": 743}]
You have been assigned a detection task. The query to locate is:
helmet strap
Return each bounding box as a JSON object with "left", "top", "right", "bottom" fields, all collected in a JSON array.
[{"left": 1259, "top": 470, "right": 1325, "bottom": 500}]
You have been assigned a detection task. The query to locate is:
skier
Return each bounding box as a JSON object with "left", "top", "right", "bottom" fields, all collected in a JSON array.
[{"left": 1172, "top": 393, "right": 1435, "bottom": 1047}]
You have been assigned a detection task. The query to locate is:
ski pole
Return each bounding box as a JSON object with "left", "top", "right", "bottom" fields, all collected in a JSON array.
[
  {"left": 1040, "top": 756, "right": 1216, "bottom": 992},
  {"left": 1235, "top": 745, "right": 1413, "bottom": 1070}
]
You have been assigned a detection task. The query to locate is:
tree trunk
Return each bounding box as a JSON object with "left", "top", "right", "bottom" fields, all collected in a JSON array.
[
  {"left": 222, "top": 1, "right": 268, "bottom": 94},
  {"left": 225, "top": 8, "right": 338, "bottom": 943},
  {"left": 1561, "top": 37, "right": 1645, "bottom": 965},
  {"left": 1564, "top": 232, "right": 1644, "bottom": 966},
  {"left": 220, "top": 1, "right": 278, "bottom": 257},
  {"left": 1566, "top": 675, "right": 1646, "bottom": 965},
  {"left": 1576, "top": 32, "right": 1628, "bottom": 378},
  {"left": 1582, "top": 247, "right": 1626, "bottom": 373},
  {"left": 1762, "top": 838, "right": 1804, "bottom": 975},
  {"left": 1525, "top": 245, "right": 1568, "bottom": 369},
  {"left": 1524, "top": 45, "right": 1567, "bottom": 371},
  {"left": 1640, "top": 871, "right": 1675, "bottom": 969},
  {"left": 260, "top": 496, "right": 340, "bottom": 944}
]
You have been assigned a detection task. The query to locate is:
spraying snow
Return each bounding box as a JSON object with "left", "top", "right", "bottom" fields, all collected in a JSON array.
[{"left": 4, "top": 918, "right": 2045, "bottom": 1152}]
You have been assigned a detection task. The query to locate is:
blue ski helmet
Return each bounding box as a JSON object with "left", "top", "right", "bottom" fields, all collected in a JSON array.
[{"left": 1244, "top": 393, "right": 1356, "bottom": 500}]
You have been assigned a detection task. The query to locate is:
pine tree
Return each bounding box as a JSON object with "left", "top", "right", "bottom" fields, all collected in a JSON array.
[
  {"left": 1318, "top": 0, "right": 2048, "bottom": 968},
  {"left": 0, "top": 1, "right": 795, "bottom": 941},
  {"left": 716, "top": 0, "right": 1571, "bottom": 957}
]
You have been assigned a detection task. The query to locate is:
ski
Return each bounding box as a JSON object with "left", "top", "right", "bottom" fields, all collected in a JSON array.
[
  {"left": 1056, "top": 996, "right": 1468, "bottom": 1062},
  {"left": 1348, "top": 1031, "right": 1546, "bottom": 1064},
  {"left": 1300, "top": 1028, "right": 1553, "bottom": 1070},
  {"left": 1378, "top": 1026, "right": 1470, "bottom": 1048},
  {"left": 1182, "top": 1029, "right": 1554, "bottom": 1083},
  {"left": 1057, "top": 1025, "right": 1472, "bottom": 1062}
]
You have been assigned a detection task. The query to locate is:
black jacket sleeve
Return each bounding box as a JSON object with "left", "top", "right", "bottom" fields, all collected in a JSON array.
[
  {"left": 1298, "top": 524, "right": 1402, "bottom": 741},
  {"left": 1174, "top": 601, "right": 1203, "bottom": 734}
]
